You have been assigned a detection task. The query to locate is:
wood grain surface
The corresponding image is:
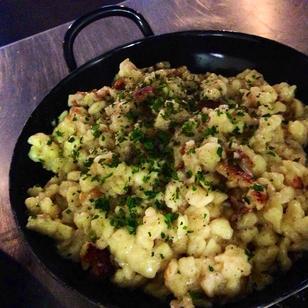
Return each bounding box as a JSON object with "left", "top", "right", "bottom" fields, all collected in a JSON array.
[{"left": 0, "top": 0, "right": 307, "bottom": 307}]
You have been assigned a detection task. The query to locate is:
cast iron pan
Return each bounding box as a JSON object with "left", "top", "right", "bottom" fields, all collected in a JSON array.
[{"left": 9, "top": 5, "right": 308, "bottom": 308}]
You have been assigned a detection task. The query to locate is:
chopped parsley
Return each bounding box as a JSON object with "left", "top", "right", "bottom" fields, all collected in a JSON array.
[
  {"left": 126, "top": 217, "right": 138, "bottom": 234},
  {"left": 155, "top": 200, "right": 167, "bottom": 210},
  {"left": 201, "top": 113, "right": 209, "bottom": 122},
  {"left": 262, "top": 113, "right": 271, "bottom": 119},
  {"left": 91, "top": 123, "right": 101, "bottom": 138},
  {"left": 127, "top": 196, "right": 142, "bottom": 209},
  {"left": 186, "top": 170, "right": 193, "bottom": 178},
  {"left": 94, "top": 197, "right": 110, "bottom": 213},
  {"left": 143, "top": 139, "right": 155, "bottom": 151},
  {"left": 144, "top": 190, "right": 158, "bottom": 199},
  {"left": 110, "top": 207, "right": 139, "bottom": 235},
  {"left": 195, "top": 171, "right": 212, "bottom": 189},
  {"left": 226, "top": 112, "right": 236, "bottom": 124},
  {"left": 216, "top": 146, "right": 223, "bottom": 157},
  {"left": 232, "top": 126, "right": 241, "bottom": 134},
  {"left": 100, "top": 173, "right": 113, "bottom": 183},
  {"left": 55, "top": 130, "right": 63, "bottom": 137},
  {"left": 126, "top": 110, "right": 139, "bottom": 122},
  {"left": 83, "top": 157, "right": 94, "bottom": 168},
  {"left": 150, "top": 97, "right": 164, "bottom": 113},
  {"left": 108, "top": 154, "right": 120, "bottom": 168},
  {"left": 164, "top": 212, "right": 178, "bottom": 228},
  {"left": 266, "top": 150, "right": 276, "bottom": 157},
  {"left": 130, "top": 128, "right": 144, "bottom": 141},
  {"left": 142, "top": 175, "right": 151, "bottom": 183},
  {"left": 175, "top": 187, "right": 180, "bottom": 200},
  {"left": 181, "top": 120, "right": 196, "bottom": 137},
  {"left": 251, "top": 183, "right": 264, "bottom": 192},
  {"left": 243, "top": 196, "right": 251, "bottom": 204},
  {"left": 72, "top": 149, "right": 80, "bottom": 161},
  {"left": 204, "top": 126, "right": 217, "bottom": 138}
]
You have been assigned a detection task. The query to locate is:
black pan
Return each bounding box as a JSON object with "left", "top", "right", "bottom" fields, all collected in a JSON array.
[{"left": 9, "top": 5, "right": 308, "bottom": 308}]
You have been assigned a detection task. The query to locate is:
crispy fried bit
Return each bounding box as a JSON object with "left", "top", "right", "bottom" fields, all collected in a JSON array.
[
  {"left": 198, "top": 99, "right": 223, "bottom": 110},
  {"left": 113, "top": 78, "right": 126, "bottom": 90},
  {"left": 134, "top": 86, "right": 154, "bottom": 103},
  {"left": 82, "top": 243, "right": 114, "bottom": 279},
  {"left": 216, "top": 162, "right": 254, "bottom": 188}
]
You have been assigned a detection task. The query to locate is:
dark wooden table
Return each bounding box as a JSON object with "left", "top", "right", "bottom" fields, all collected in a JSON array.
[{"left": 0, "top": 0, "right": 307, "bottom": 307}]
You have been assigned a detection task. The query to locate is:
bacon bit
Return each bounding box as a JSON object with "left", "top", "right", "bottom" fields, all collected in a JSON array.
[
  {"left": 251, "top": 190, "right": 268, "bottom": 204},
  {"left": 197, "top": 100, "right": 222, "bottom": 110},
  {"left": 82, "top": 244, "right": 114, "bottom": 279},
  {"left": 216, "top": 162, "right": 254, "bottom": 188},
  {"left": 113, "top": 78, "right": 126, "bottom": 90},
  {"left": 243, "top": 187, "right": 269, "bottom": 211},
  {"left": 133, "top": 86, "right": 154, "bottom": 103},
  {"left": 290, "top": 176, "right": 303, "bottom": 189}
]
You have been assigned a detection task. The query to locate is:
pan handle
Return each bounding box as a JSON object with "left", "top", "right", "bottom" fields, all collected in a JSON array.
[{"left": 63, "top": 5, "right": 154, "bottom": 72}]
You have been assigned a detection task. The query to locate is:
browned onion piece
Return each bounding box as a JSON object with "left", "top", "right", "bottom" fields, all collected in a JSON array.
[
  {"left": 216, "top": 162, "right": 254, "bottom": 188},
  {"left": 82, "top": 244, "right": 114, "bottom": 279},
  {"left": 197, "top": 99, "right": 223, "bottom": 110}
]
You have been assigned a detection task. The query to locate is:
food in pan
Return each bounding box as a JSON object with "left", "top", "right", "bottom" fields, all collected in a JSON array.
[{"left": 25, "top": 59, "right": 308, "bottom": 307}]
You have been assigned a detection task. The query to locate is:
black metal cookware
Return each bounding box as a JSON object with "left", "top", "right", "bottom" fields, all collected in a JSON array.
[{"left": 9, "top": 5, "right": 308, "bottom": 308}]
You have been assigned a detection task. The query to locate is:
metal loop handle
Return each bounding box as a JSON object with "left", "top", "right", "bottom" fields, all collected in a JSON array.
[{"left": 63, "top": 5, "right": 154, "bottom": 72}]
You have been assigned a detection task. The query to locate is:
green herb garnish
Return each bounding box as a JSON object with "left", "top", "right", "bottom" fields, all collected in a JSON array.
[
  {"left": 251, "top": 183, "right": 264, "bottom": 192},
  {"left": 130, "top": 128, "right": 144, "bottom": 141},
  {"left": 203, "top": 126, "right": 217, "bottom": 138},
  {"left": 164, "top": 212, "right": 178, "bottom": 228},
  {"left": 216, "top": 146, "right": 223, "bottom": 157},
  {"left": 181, "top": 120, "right": 196, "bottom": 137},
  {"left": 91, "top": 123, "right": 101, "bottom": 138},
  {"left": 94, "top": 197, "right": 110, "bottom": 213}
]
